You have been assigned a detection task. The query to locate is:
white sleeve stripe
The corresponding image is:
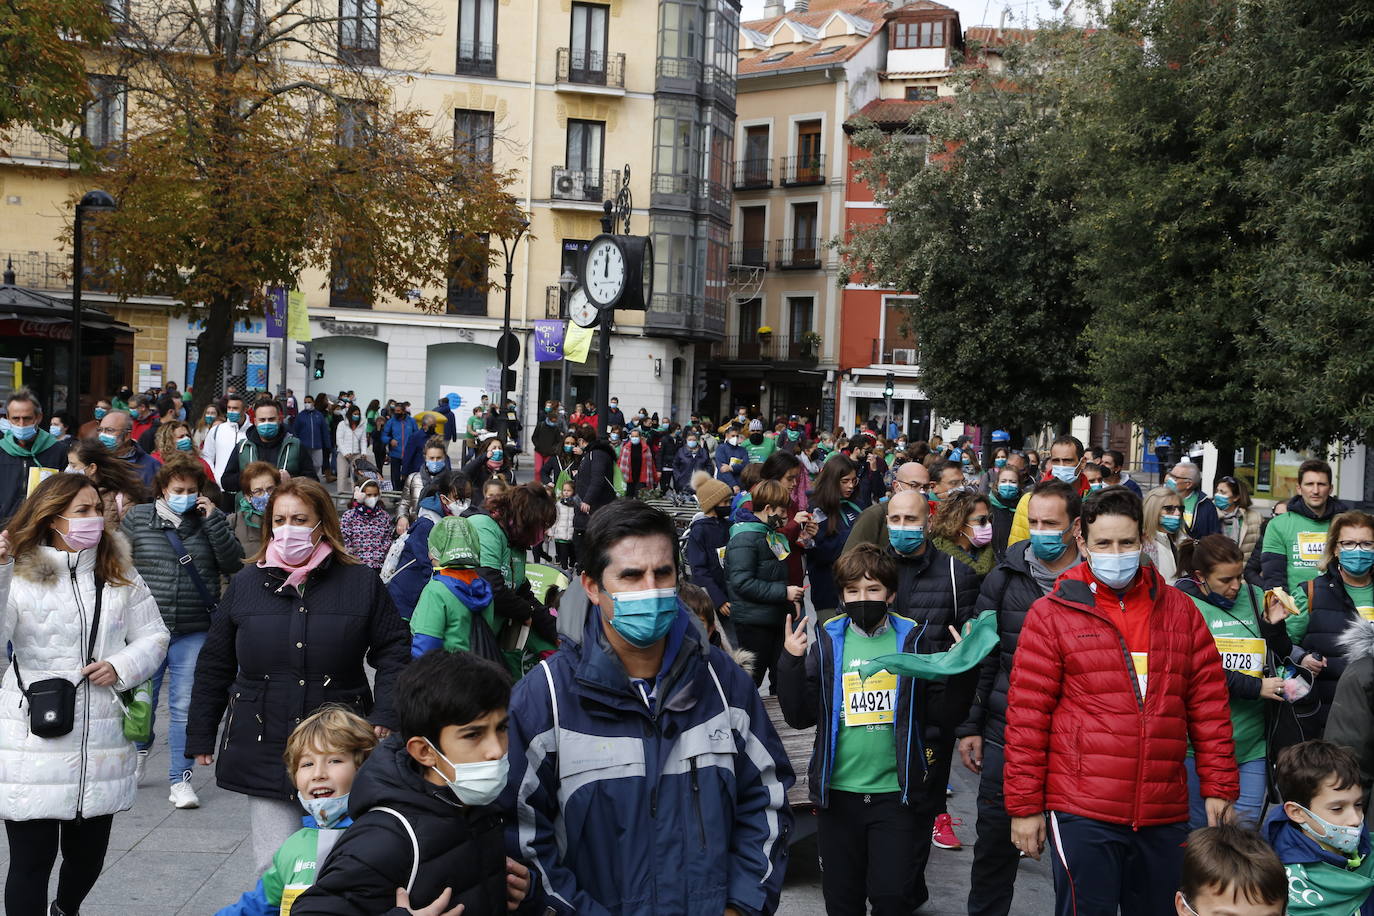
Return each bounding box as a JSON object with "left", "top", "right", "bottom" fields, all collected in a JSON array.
[{"left": 708, "top": 663, "right": 784, "bottom": 884}]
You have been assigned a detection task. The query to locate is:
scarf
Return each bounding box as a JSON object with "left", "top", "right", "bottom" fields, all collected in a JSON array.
[
  {"left": 154, "top": 497, "right": 185, "bottom": 529},
  {"left": 260, "top": 538, "right": 334, "bottom": 589},
  {"left": 236, "top": 491, "right": 263, "bottom": 528},
  {"left": 0, "top": 427, "right": 58, "bottom": 459},
  {"left": 859, "top": 609, "right": 999, "bottom": 680},
  {"left": 931, "top": 535, "right": 996, "bottom": 577}
]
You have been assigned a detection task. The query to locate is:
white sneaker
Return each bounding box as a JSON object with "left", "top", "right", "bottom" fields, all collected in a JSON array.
[
  {"left": 169, "top": 777, "right": 200, "bottom": 809},
  {"left": 134, "top": 749, "right": 148, "bottom": 786}
]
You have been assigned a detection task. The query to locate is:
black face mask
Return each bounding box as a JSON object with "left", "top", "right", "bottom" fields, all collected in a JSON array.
[{"left": 845, "top": 600, "right": 889, "bottom": 632}]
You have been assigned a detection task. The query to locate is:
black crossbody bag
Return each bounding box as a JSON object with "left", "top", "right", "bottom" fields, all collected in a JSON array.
[{"left": 13, "top": 578, "right": 103, "bottom": 739}]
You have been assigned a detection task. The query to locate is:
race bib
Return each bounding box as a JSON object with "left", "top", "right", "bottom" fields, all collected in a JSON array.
[
  {"left": 1214, "top": 636, "right": 1264, "bottom": 677},
  {"left": 1360, "top": 606, "right": 1374, "bottom": 623},
  {"left": 280, "top": 885, "right": 307, "bottom": 915},
  {"left": 842, "top": 670, "right": 896, "bottom": 726},
  {"left": 716, "top": 546, "right": 727, "bottom": 564},
  {"left": 1296, "top": 531, "right": 1326, "bottom": 566},
  {"left": 26, "top": 466, "right": 56, "bottom": 496},
  {"left": 1131, "top": 652, "right": 1148, "bottom": 698}
]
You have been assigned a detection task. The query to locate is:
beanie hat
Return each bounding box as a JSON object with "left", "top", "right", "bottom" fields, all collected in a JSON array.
[
  {"left": 692, "top": 470, "right": 733, "bottom": 513},
  {"left": 749, "top": 419, "right": 764, "bottom": 432},
  {"left": 428, "top": 516, "right": 480, "bottom": 569}
]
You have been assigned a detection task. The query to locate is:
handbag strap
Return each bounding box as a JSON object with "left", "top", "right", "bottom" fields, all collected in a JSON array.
[
  {"left": 13, "top": 575, "right": 103, "bottom": 694},
  {"left": 165, "top": 528, "right": 216, "bottom": 612}
]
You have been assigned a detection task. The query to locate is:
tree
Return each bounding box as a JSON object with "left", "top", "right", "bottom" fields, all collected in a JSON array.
[
  {"left": 79, "top": 0, "right": 526, "bottom": 418},
  {"left": 0, "top": 0, "right": 112, "bottom": 154},
  {"left": 838, "top": 34, "right": 1091, "bottom": 436}
]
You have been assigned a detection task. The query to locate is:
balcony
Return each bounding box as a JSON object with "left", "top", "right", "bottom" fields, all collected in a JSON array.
[
  {"left": 730, "top": 240, "right": 769, "bottom": 268},
  {"left": 456, "top": 41, "right": 497, "bottom": 76},
  {"left": 550, "top": 167, "right": 618, "bottom": 207},
  {"left": 871, "top": 339, "right": 920, "bottom": 365},
  {"left": 733, "top": 158, "right": 773, "bottom": 190},
  {"left": 781, "top": 154, "right": 826, "bottom": 186},
  {"left": 776, "top": 237, "right": 822, "bottom": 270},
  {"left": 1, "top": 249, "right": 118, "bottom": 292},
  {"left": 715, "top": 334, "right": 820, "bottom": 364},
  {"left": 0, "top": 126, "right": 74, "bottom": 165},
  {"left": 555, "top": 48, "right": 626, "bottom": 93},
  {"left": 644, "top": 293, "right": 726, "bottom": 341}
]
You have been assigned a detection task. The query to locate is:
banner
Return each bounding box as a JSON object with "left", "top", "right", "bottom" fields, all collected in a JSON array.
[
  {"left": 265, "top": 288, "right": 287, "bottom": 339},
  {"left": 564, "top": 324, "right": 594, "bottom": 363},
  {"left": 533, "top": 320, "right": 566, "bottom": 362},
  {"left": 287, "top": 290, "right": 310, "bottom": 341}
]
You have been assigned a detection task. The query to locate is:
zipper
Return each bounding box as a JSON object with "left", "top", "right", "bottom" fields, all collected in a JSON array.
[
  {"left": 222, "top": 691, "right": 239, "bottom": 751},
  {"left": 71, "top": 563, "right": 92, "bottom": 818},
  {"left": 690, "top": 758, "right": 706, "bottom": 848},
  {"left": 1112, "top": 596, "right": 1147, "bottom": 829}
]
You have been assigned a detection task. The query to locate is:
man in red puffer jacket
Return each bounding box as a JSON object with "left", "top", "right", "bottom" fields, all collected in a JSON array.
[{"left": 1004, "top": 485, "right": 1238, "bottom": 916}]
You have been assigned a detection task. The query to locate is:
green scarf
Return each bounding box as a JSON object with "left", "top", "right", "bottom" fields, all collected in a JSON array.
[
  {"left": 859, "top": 609, "right": 999, "bottom": 680},
  {"left": 730, "top": 520, "right": 790, "bottom": 560},
  {"left": 236, "top": 491, "right": 263, "bottom": 529},
  {"left": 931, "top": 535, "right": 996, "bottom": 577},
  {"left": 0, "top": 428, "right": 58, "bottom": 459},
  {"left": 988, "top": 491, "right": 1012, "bottom": 511},
  {"left": 1284, "top": 857, "right": 1374, "bottom": 916}
]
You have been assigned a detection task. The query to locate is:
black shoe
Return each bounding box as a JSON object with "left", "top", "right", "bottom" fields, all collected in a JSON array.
[{"left": 51, "top": 904, "right": 75, "bottom": 916}]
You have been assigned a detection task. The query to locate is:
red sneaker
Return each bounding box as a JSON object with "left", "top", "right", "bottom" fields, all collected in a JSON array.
[{"left": 932, "top": 812, "right": 964, "bottom": 850}]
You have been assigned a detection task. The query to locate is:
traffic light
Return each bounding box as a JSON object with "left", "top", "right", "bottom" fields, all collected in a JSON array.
[
  {"left": 501, "top": 368, "right": 516, "bottom": 393},
  {"left": 294, "top": 342, "right": 311, "bottom": 368},
  {"left": 313, "top": 353, "right": 326, "bottom": 380},
  {"left": 883, "top": 372, "right": 895, "bottom": 399}
]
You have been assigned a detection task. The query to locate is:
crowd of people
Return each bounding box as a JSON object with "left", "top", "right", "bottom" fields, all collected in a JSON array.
[{"left": 0, "top": 380, "right": 1372, "bottom": 916}]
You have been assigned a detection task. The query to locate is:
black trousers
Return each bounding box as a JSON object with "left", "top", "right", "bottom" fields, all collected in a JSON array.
[
  {"left": 1047, "top": 811, "right": 1188, "bottom": 916},
  {"left": 967, "top": 741, "right": 1022, "bottom": 916},
  {"left": 555, "top": 539, "right": 574, "bottom": 569},
  {"left": 817, "top": 791, "right": 920, "bottom": 916},
  {"left": 908, "top": 727, "right": 956, "bottom": 907},
  {"left": 390, "top": 457, "right": 405, "bottom": 492},
  {"left": 5, "top": 815, "right": 114, "bottom": 916},
  {"left": 735, "top": 622, "right": 784, "bottom": 690}
]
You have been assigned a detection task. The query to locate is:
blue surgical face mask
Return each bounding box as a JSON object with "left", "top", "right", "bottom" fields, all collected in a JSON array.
[
  {"left": 300, "top": 791, "right": 350, "bottom": 828},
  {"left": 609, "top": 587, "right": 679, "bottom": 648},
  {"left": 1340, "top": 548, "right": 1374, "bottom": 577},
  {"left": 167, "top": 493, "right": 198, "bottom": 514},
  {"left": 1204, "top": 587, "right": 1236, "bottom": 610},
  {"left": 99, "top": 432, "right": 119, "bottom": 450},
  {"left": 176, "top": 436, "right": 193, "bottom": 451},
  {"left": 1212, "top": 493, "right": 1230, "bottom": 511},
  {"left": 1295, "top": 804, "right": 1363, "bottom": 856},
  {"left": 686, "top": 440, "right": 699, "bottom": 450},
  {"left": 426, "top": 459, "right": 446, "bottom": 474},
  {"left": 1030, "top": 529, "right": 1069, "bottom": 563},
  {"left": 1165, "top": 477, "right": 1179, "bottom": 492},
  {"left": 994, "top": 458, "right": 1007, "bottom": 468},
  {"left": 226, "top": 410, "right": 241, "bottom": 423},
  {"left": 257, "top": 421, "right": 279, "bottom": 439},
  {"left": 94, "top": 407, "right": 108, "bottom": 420},
  {"left": 997, "top": 483, "right": 1020, "bottom": 502},
  {"left": 888, "top": 525, "right": 925, "bottom": 555},
  {"left": 1160, "top": 514, "right": 1182, "bottom": 533},
  {"left": 250, "top": 495, "right": 269, "bottom": 514},
  {"left": 1050, "top": 464, "right": 1078, "bottom": 484},
  {"left": 563, "top": 444, "right": 573, "bottom": 453},
  {"left": 489, "top": 449, "right": 503, "bottom": 462},
  {"left": 9, "top": 424, "right": 37, "bottom": 442},
  {"left": 1089, "top": 549, "right": 1141, "bottom": 590}
]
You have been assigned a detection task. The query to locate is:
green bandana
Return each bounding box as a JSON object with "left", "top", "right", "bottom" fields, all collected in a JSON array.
[
  {"left": 1283, "top": 857, "right": 1374, "bottom": 916},
  {"left": 0, "top": 427, "right": 57, "bottom": 459},
  {"left": 859, "top": 609, "right": 999, "bottom": 680}
]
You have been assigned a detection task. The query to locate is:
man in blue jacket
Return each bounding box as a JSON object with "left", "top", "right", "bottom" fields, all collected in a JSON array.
[
  {"left": 291, "top": 395, "right": 330, "bottom": 475},
  {"left": 382, "top": 402, "right": 421, "bottom": 492},
  {"left": 503, "top": 499, "right": 794, "bottom": 916},
  {"left": 1167, "top": 461, "right": 1221, "bottom": 538}
]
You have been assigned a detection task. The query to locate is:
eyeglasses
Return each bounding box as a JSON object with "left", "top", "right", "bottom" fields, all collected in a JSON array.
[
  {"left": 967, "top": 515, "right": 992, "bottom": 526},
  {"left": 1339, "top": 540, "right": 1374, "bottom": 551},
  {"left": 248, "top": 486, "right": 276, "bottom": 499}
]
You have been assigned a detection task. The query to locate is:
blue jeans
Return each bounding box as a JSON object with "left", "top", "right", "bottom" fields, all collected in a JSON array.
[
  {"left": 1185, "top": 755, "right": 1268, "bottom": 829},
  {"left": 136, "top": 630, "right": 208, "bottom": 783}
]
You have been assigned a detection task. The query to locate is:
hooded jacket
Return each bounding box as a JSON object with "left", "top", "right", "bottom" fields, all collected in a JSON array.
[
  {"left": 1003, "top": 564, "right": 1239, "bottom": 826},
  {"left": 684, "top": 511, "right": 730, "bottom": 608},
  {"left": 713, "top": 440, "right": 749, "bottom": 490},
  {"left": 1262, "top": 494, "right": 1350, "bottom": 593},
  {"left": 291, "top": 407, "right": 329, "bottom": 450},
  {"left": 292, "top": 736, "right": 509, "bottom": 916},
  {"left": 0, "top": 429, "right": 68, "bottom": 523},
  {"left": 503, "top": 607, "right": 794, "bottom": 916},
  {"left": 185, "top": 556, "right": 411, "bottom": 799},
  {"left": 673, "top": 445, "right": 712, "bottom": 493},
  {"left": 120, "top": 501, "right": 244, "bottom": 634},
  {"left": 222, "top": 426, "right": 316, "bottom": 492},
  {"left": 1264, "top": 805, "right": 1374, "bottom": 916},
  {"left": 387, "top": 507, "right": 442, "bottom": 620},
  {"left": 573, "top": 441, "right": 618, "bottom": 525},
  {"left": 1327, "top": 620, "right": 1374, "bottom": 813}
]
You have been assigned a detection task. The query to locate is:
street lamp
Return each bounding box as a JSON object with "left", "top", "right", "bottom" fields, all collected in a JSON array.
[
  {"left": 497, "top": 218, "right": 530, "bottom": 441},
  {"left": 70, "top": 189, "right": 117, "bottom": 427},
  {"left": 556, "top": 266, "right": 577, "bottom": 408}
]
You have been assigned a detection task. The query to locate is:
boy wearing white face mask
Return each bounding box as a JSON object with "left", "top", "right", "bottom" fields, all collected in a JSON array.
[{"left": 292, "top": 650, "right": 531, "bottom": 916}]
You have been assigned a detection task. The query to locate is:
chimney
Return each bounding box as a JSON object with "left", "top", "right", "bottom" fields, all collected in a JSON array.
[
  {"left": 763, "top": 0, "right": 784, "bottom": 16},
  {"left": 793, "top": 0, "right": 809, "bottom": 10}
]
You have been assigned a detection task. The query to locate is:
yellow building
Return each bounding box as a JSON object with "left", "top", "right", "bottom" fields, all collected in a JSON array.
[{"left": 3, "top": 0, "right": 742, "bottom": 425}]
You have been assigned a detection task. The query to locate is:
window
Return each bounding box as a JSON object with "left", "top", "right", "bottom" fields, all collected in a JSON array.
[
  {"left": 331, "top": 237, "right": 374, "bottom": 309},
  {"left": 788, "top": 297, "right": 813, "bottom": 341},
  {"left": 447, "top": 233, "right": 489, "bottom": 315},
  {"left": 569, "top": 4, "right": 608, "bottom": 82},
  {"left": 795, "top": 119, "right": 821, "bottom": 182},
  {"left": 454, "top": 109, "right": 494, "bottom": 165},
  {"left": 737, "top": 298, "right": 761, "bottom": 340},
  {"left": 457, "top": 0, "right": 497, "bottom": 74},
  {"left": 811, "top": 45, "right": 842, "bottom": 58},
  {"left": 892, "top": 20, "right": 945, "bottom": 49},
  {"left": 761, "top": 50, "right": 791, "bottom": 63},
  {"left": 653, "top": 99, "right": 700, "bottom": 195},
  {"left": 84, "top": 76, "right": 125, "bottom": 149},
  {"left": 566, "top": 120, "right": 604, "bottom": 177},
  {"left": 659, "top": 0, "right": 703, "bottom": 66},
  {"left": 105, "top": 0, "right": 129, "bottom": 26},
  {"left": 905, "top": 85, "right": 938, "bottom": 101},
  {"left": 339, "top": 0, "right": 379, "bottom": 62},
  {"left": 739, "top": 206, "right": 766, "bottom": 265}
]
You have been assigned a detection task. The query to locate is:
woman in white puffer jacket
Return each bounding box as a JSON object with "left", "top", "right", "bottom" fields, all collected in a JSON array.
[{"left": 0, "top": 472, "right": 168, "bottom": 916}]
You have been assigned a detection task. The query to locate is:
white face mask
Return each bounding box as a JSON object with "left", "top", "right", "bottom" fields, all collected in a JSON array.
[
  {"left": 425, "top": 740, "right": 508, "bottom": 807},
  {"left": 445, "top": 498, "right": 469, "bottom": 517},
  {"left": 363, "top": 496, "right": 378, "bottom": 509}
]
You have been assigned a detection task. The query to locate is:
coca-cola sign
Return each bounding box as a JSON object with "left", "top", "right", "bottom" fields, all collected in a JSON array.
[{"left": 0, "top": 319, "right": 72, "bottom": 341}]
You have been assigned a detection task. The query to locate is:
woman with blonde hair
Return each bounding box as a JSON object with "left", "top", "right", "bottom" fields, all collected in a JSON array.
[
  {"left": 0, "top": 473, "right": 168, "bottom": 915},
  {"left": 186, "top": 476, "right": 409, "bottom": 874},
  {"left": 1142, "top": 485, "right": 1186, "bottom": 581},
  {"left": 152, "top": 418, "right": 216, "bottom": 481}
]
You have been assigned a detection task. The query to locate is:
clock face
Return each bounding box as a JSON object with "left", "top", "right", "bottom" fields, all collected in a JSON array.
[
  {"left": 568, "top": 286, "right": 600, "bottom": 328},
  {"left": 584, "top": 236, "right": 627, "bottom": 307}
]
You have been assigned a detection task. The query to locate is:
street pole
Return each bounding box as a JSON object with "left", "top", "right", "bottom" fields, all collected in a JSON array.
[
  {"left": 595, "top": 204, "right": 614, "bottom": 436},
  {"left": 67, "top": 190, "right": 117, "bottom": 426},
  {"left": 497, "top": 221, "right": 529, "bottom": 443}
]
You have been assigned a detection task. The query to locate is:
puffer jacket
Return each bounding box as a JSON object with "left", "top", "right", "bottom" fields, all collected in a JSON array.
[
  {"left": 777, "top": 612, "right": 924, "bottom": 807},
  {"left": 684, "top": 513, "right": 730, "bottom": 608},
  {"left": 185, "top": 555, "right": 411, "bottom": 800},
  {"left": 387, "top": 506, "right": 442, "bottom": 619},
  {"left": 724, "top": 519, "right": 790, "bottom": 627},
  {"left": 503, "top": 607, "right": 794, "bottom": 916},
  {"left": 1290, "top": 566, "right": 1364, "bottom": 732},
  {"left": 1003, "top": 563, "right": 1239, "bottom": 826},
  {"left": 120, "top": 502, "right": 244, "bottom": 634},
  {"left": 956, "top": 542, "right": 1064, "bottom": 747},
  {"left": 341, "top": 503, "right": 394, "bottom": 569},
  {"left": 293, "top": 735, "right": 508, "bottom": 916},
  {"left": 398, "top": 465, "right": 444, "bottom": 522},
  {"left": 1326, "top": 619, "right": 1374, "bottom": 812},
  {"left": 0, "top": 536, "right": 169, "bottom": 820}
]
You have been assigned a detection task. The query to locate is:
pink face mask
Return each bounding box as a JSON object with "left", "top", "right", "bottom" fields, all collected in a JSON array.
[
  {"left": 969, "top": 523, "right": 994, "bottom": 548},
  {"left": 273, "top": 522, "right": 321, "bottom": 565},
  {"left": 58, "top": 515, "right": 105, "bottom": 551}
]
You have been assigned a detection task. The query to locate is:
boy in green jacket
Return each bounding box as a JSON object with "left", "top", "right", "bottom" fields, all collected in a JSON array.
[
  {"left": 216, "top": 708, "right": 378, "bottom": 915},
  {"left": 409, "top": 516, "right": 496, "bottom": 659}
]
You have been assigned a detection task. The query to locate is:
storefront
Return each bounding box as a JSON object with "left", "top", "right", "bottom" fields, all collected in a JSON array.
[{"left": 840, "top": 368, "right": 929, "bottom": 440}]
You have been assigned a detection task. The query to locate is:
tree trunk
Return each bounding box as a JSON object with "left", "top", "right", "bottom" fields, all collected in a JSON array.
[
  {"left": 188, "top": 291, "right": 239, "bottom": 421},
  {"left": 1213, "top": 430, "right": 1236, "bottom": 480}
]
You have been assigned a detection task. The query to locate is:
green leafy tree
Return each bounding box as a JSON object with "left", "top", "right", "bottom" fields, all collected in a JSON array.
[
  {"left": 839, "top": 35, "right": 1090, "bottom": 437},
  {"left": 0, "top": 0, "right": 112, "bottom": 155}
]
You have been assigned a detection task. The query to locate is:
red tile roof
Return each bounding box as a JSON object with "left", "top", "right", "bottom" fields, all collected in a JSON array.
[
  {"left": 845, "top": 97, "right": 932, "bottom": 129},
  {"left": 964, "top": 26, "right": 1037, "bottom": 47},
  {"left": 740, "top": 1, "right": 889, "bottom": 36},
  {"left": 739, "top": 33, "right": 878, "bottom": 75}
]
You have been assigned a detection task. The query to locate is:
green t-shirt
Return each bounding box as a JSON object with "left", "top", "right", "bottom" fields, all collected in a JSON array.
[
  {"left": 1188, "top": 586, "right": 1268, "bottom": 763},
  {"left": 744, "top": 434, "right": 778, "bottom": 464},
  {"left": 1182, "top": 491, "right": 1200, "bottom": 529},
  {"left": 1265, "top": 509, "right": 1334, "bottom": 597},
  {"left": 1350, "top": 583, "right": 1374, "bottom": 623},
  {"left": 830, "top": 624, "right": 901, "bottom": 794}
]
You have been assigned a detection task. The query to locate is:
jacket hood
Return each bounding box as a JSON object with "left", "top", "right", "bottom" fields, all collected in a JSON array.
[
  {"left": 1338, "top": 619, "right": 1374, "bottom": 664},
  {"left": 730, "top": 502, "right": 761, "bottom": 526},
  {"left": 1288, "top": 493, "right": 1345, "bottom": 522},
  {"left": 1264, "top": 805, "right": 1371, "bottom": 867},
  {"left": 1174, "top": 577, "right": 1204, "bottom": 600},
  {"left": 349, "top": 735, "right": 490, "bottom": 820},
  {"left": 13, "top": 530, "right": 133, "bottom": 585},
  {"left": 435, "top": 569, "right": 493, "bottom": 608}
]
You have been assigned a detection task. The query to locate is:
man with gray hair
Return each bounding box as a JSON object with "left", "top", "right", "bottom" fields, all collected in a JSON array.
[
  {"left": 0, "top": 389, "right": 69, "bottom": 522},
  {"left": 1166, "top": 461, "right": 1221, "bottom": 538}
]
